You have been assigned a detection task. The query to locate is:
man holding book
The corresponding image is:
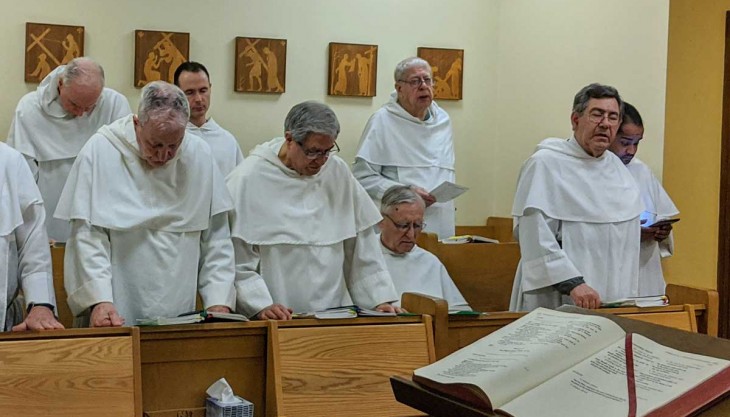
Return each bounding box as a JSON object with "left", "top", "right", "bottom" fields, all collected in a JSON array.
[
  {"left": 608, "top": 102, "right": 679, "bottom": 296},
  {"left": 378, "top": 185, "right": 469, "bottom": 310},
  {"left": 510, "top": 83, "right": 644, "bottom": 311}
]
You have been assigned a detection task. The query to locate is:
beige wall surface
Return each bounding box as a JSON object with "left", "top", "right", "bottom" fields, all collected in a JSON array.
[
  {"left": 2, "top": 0, "right": 668, "bottom": 226},
  {"left": 662, "top": 0, "right": 730, "bottom": 290}
]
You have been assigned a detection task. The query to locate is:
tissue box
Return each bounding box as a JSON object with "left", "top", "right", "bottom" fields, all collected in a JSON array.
[{"left": 205, "top": 396, "right": 253, "bottom": 417}]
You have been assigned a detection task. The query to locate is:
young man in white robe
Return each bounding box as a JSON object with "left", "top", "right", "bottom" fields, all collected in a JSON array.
[
  {"left": 608, "top": 102, "right": 679, "bottom": 296},
  {"left": 0, "top": 142, "right": 64, "bottom": 331},
  {"left": 354, "top": 57, "right": 456, "bottom": 239},
  {"left": 510, "top": 83, "right": 644, "bottom": 311},
  {"left": 174, "top": 61, "right": 244, "bottom": 177},
  {"left": 56, "top": 81, "right": 235, "bottom": 327},
  {"left": 378, "top": 185, "right": 469, "bottom": 310},
  {"left": 7, "top": 57, "right": 132, "bottom": 242},
  {"left": 227, "top": 101, "right": 400, "bottom": 320}
]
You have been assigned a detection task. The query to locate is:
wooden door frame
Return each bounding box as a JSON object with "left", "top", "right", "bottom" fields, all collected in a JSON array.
[{"left": 716, "top": 11, "right": 730, "bottom": 338}]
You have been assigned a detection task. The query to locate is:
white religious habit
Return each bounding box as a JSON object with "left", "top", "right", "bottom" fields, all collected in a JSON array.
[
  {"left": 186, "top": 118, "right": 244, "bottom": 177},
  {"left": 55, "top": 115, "right": 235, "bottom": 325},
  {"left": 354, "top": 91, "right": 456, "bottom": 238},
  {"left": 627, "top": 157, "right": 680, "bottom": 296},
  {"left": 510, "top": 138, "right": 643, "bottom": 311},
  {"left": 381, "top": 243, "right": 470, "bottom": 310},
  {"left": 7, "top": 65, "right": 132, "bottom": 242},
  {"left": 0, "top": 142, "right": 57, "bottom": 331},
  {"left": 227, "top": 137, "right": 399, "bottom": 316}
]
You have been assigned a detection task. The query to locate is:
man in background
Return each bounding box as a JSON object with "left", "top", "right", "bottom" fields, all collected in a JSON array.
[
  {"left": 608, "top": 102, "right": 679, "bottom": 296},
  {"left": 174, "top": 61, "right": 244, "bottom": 176},
  {"left": 379, "top": 185, "right": 469, "bottom": 310},
  {"left": 354, "top": 57, "right": 456, "bottom": 238},
  {"left": 7, "top": 57, "right": 131, "bottom": 242}
]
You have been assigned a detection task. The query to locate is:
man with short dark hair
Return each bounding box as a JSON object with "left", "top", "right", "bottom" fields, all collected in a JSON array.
[
  {"left": 174, "top": 61, "right": 244, "bottom": 176},
  {"left": 510, "top": 83, "right": 643, "bottom": 311},
  {"left": 57, "top": 81, "right": 235, "bottom": 327},
  {"left": 608, "top": 102, "right": 679, "bottom": 296},
  {"left": 8, "top": 57, "right": 131, "bottom": 242}
]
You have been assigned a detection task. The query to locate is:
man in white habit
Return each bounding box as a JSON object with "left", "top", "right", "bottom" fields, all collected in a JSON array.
[
  {"left": 354, "top": 57, "right": 456, "bottom": 239},
  {"left": 227, "top": 101, "right": 399, "bottom": 320},
  {"left": 174, "top": 61, "right": 244, "bottom": 176},
  {"left": 0, "top": 142, "right": 64, "bottom": 331},
  {"left": 7, "top": 57, "right": 132, "bottom": 243},
  {"left": 56, "top": 81, "right": 235, "bottom": 327},
  {"left": 379, "top": 185, "right": 470, "bottom": 310},
  {"left": 510, "top": 83, "right": 643, "bottom": 311},
  {"left": 608, "top": 102, "right": 679, "bottom": 296}
]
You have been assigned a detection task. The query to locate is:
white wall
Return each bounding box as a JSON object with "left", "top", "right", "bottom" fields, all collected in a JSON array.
[{"left": 0, "top": 0, "right": 668, "bottom": 225}]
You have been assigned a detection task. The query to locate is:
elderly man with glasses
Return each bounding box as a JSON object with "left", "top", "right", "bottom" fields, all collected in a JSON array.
[
  {"left": 510, "top": 83, "right": 643, "bottom": 312},
  {"left": 226, "top": 101, "right": 399, "bottom": 320},
  {"left": 379, "top": 185, "right": 469, "bottom": 311},
  {"left": 354, "top": 57, "right": 456, "bottom": 239}
]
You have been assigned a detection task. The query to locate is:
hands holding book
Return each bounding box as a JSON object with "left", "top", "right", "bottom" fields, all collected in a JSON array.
[{"left": 258, "top": 302, "right": 404, "bottom": 320}]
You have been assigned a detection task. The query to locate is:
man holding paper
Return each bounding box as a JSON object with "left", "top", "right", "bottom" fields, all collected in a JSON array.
[
  {"left": 354, "top": 57, "right": 457, "bottom": 238},
  {"left": 510, "top": 83, "right": 643, "bottom": 311},
  {"left": 608, "top": 102, "right": 679, "bottom": 296}
]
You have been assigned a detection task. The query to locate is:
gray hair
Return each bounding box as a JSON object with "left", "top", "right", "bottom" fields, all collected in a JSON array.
[
  {"left": 137, "top": 81, "right": 190, "bottom": 127},
  {"left": 394, "top": 57, "right": 432, "bottom": 82},
  {"left": 284, "top": 101, "right": 340, "bottom": 143},
  {"left": 381, "top": 185, "right": 425, "bottom": 215},
  {"left": 61, "top": 57, "right": 105, "bottom": 88},
  {"left": 572, "top": 83, "right": 623, "bottom": 116}
]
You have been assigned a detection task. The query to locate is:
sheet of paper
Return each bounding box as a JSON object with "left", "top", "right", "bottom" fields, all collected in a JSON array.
[{"left": 429, "top": 181, "right": 468, "bottom": 202}]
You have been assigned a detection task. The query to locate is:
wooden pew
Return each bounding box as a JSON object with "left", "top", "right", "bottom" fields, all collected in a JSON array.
[
  {"left": 266, "top": 316, "right": 435, "bottom": 417},
  {"left": 139, "top": 321, "right": 268, "bottom": 417},
  {"left": 403, "top": 293, "right": 703, "bottom": 360},
  {"left": 416, "top": 232, "right": 521, "bottom": 312},
  {"left": 666, "top": 283, "right": 719, "bottom": 336},
  {"left": 51, "top": 244, "right": 74, "bottom": 328},
  {"left": 454, "top": 216, "right": 514, "bottom": 243},
  {"left": 0, "top": 327, "right": 142, "bottom": 417}
]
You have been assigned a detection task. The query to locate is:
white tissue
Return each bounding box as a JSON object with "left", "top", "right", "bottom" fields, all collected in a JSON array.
[{"left": 206, "top": 377, "right": 243, "bottom": 404}]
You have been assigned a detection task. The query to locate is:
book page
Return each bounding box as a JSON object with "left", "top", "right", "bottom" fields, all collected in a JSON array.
[
  {"left": 500, "top": 334, "right": 730, "bottom": 417},
  {"left": 414, "top": 308, "right": 625, "bottom": 408},
  {"left": 429, "top": 181, "right": 468, "bottom": 202}
]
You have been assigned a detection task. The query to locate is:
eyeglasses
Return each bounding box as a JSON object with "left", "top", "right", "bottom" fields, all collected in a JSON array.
[
  {"left": 296, "top": 141, "right": 340, "bottom": 160},
  {"left": 383, "top": 213, "right": 426, "bottom": 232},
  {"left": 587, "top": 110, "right": 621, "bottom": 126},
  {"left": 397, "top": 77, "right": 434, "bottom": 88}
]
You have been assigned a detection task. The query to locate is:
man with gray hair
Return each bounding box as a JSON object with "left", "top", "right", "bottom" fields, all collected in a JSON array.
[
  {"left": 56, "top": 81, "right": 235, "bottom": 327},
  {"left": 227, "top": 101, "right": 399, "bottom": 319},
  {"left": 7, "top": 57, "right": 131, "bottom": 242},
  {"left": 354, "top": 56, "right": 456, "bottom": 238},
  {"left": 510, "top": 83, "right": 643, "bottom": 311},
  {"left": 379, "top": 185, "right": 469, "bottom": 310}
]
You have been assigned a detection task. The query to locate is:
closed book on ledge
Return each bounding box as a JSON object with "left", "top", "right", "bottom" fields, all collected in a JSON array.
[
  {"left": 440, "top": 235, "right": 499, "bottom": 244},
  {"left": 402, "top": 308, "right": 730, "bottom": 417},
  {"left": 601, "top": 295, "right": 669, "bottom": 308}
]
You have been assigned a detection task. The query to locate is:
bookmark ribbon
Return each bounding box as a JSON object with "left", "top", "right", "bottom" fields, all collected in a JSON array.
[{"left": 625, "top": 333, "right": 637, "bottom": 417}]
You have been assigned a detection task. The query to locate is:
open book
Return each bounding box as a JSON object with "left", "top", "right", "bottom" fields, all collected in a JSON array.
[
  {"left": 292, "top": 305, "right": 396, "bottom": 319},
  {"left": 440, "top": 235, "right": 499, "bottom": 244},
  {"left": 412, "top": 308, "right": 730, "bottom": 417},
  {"left": 136, "top": 310, "right": 249, "bottom": 326},
  {"left": 601, "top": 295, "right": 669, "bottom": 308}
]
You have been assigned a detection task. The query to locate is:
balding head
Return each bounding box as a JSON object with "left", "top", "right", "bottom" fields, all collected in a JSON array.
[{"left": 57, "top": 57, "right": 105, "bottom": 117}]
